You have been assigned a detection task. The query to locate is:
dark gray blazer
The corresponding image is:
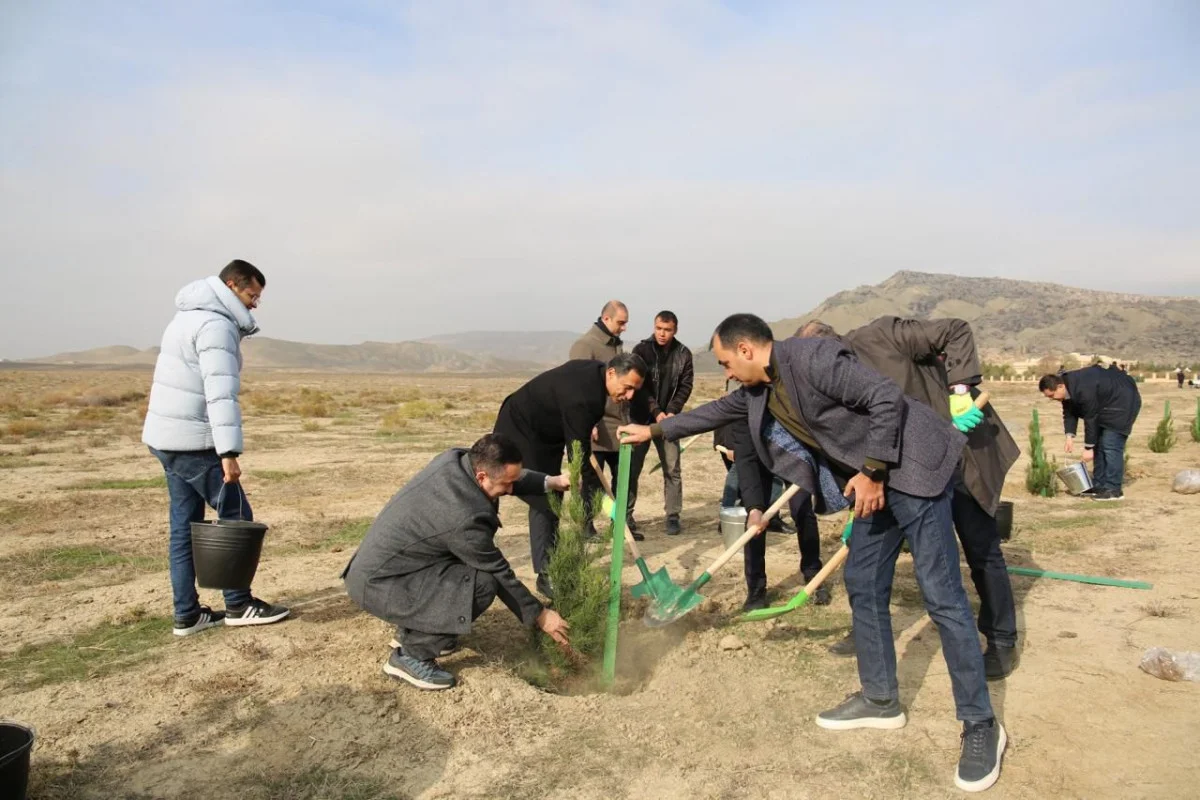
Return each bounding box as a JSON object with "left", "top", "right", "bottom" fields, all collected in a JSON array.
[
  {"left": 660, "top": 337, "right": 965, "bottom": 499},
  {"left": 343, "top": 449, "right": 545, "bottom": 635}
]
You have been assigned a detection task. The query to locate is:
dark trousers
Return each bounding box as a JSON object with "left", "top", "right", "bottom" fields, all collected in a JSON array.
[
  {"left": 494, "top": 406, "right": 572, "bottom": 576},
  {"left": 744, "top": 490, "right": 822, "bottom": 591},
  {"left": 583, "top": 449, "right": 622, "bottom": 516},
  {"left": 951, "top": 487, "right": 1018, "bottom": 647},
  {"left": 845, "top": 483, "right": 993, "bottom": 722},
  {"left": 398, "top": 572, "right": 518, "bottom": 661},
  {"left": 149, "top": 447, "right": 253, "bottom": 621},
  {"left": 627, "top": 439, "right": 683, "bottom": 517},
  {"left": 1092, "top": 427, "right": 1128, "bottom": 493}
]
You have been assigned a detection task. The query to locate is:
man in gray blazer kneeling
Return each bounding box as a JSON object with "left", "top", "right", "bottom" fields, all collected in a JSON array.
[
  {"left": 619, "top": 314, "right": 1005, "bottom": 794},
  {"left": 343, "top": 434, "right": 571, "bottom": 691}
]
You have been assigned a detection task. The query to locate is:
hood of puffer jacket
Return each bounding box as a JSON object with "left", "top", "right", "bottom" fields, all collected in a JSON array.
[{"left": 175, "top": 277, "right": 259, "bottom": 336}]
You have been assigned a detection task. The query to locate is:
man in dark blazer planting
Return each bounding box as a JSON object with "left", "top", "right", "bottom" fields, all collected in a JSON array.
[
  {"left": 798, "top": 317, "right": 1021, "bottom": 679},
  {"left": 494, "top": 352, "right": 647, "bottom": 597},
  {"left": 618, "top": 314, "right": 1005, "bottom": 794},
  {"left": 343, "top": 434, "right": 571, "bottom": 691},
  {"left": 1039, "top": 366, "right": 1141, "bottom": 500}
]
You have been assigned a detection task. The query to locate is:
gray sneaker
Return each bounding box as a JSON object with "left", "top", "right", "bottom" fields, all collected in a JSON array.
[
  {"left": 816, "top": 692, "right": 907, "bottom": 730},
  {"left": 389, "top": 637, "right": 459, "bottom": 657},
  {"left": 955, "top": 719, "right": 1006, "bottom": 792},
  {"left": 383, "top": 649, "right": 455, "bottom": 691}
]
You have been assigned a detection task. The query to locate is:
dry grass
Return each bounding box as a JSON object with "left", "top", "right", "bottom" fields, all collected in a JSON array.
[{"left": 1139, "top": 601, "right": 1181, "bottom": 619}]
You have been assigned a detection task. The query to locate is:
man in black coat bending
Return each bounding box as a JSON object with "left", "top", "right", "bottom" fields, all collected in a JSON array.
[
  {"left": 1039, "top": 365, "right": 1141, "bottom": 500},
  {"left": 494, "top": 353, "right": 647, "bottom": 597},
  {"left": 343, "top": 434, "right": 572, "bottom": 691}
]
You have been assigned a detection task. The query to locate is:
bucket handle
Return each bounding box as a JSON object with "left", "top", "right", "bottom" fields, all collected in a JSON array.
[{"left": 215, "top": 481, "right": 248, "bottom": 522}]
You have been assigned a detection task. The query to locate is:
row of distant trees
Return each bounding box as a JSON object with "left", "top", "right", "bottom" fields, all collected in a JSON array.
[{"left": 982, "top": 358, "right": 1200, "bottom": 381}]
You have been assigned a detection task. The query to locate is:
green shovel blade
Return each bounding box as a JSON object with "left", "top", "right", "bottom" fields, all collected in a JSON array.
[{"left": 741, "top": 590, "right": 810, "bottom": 622}]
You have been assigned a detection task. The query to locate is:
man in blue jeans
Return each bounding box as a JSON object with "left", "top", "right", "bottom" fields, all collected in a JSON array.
[
  {"left": 142, "top": 260, "right": 289, "bottom": 636},
  {"left": 620, "top": 314, "right": 1005, "bottom": 793},
  {"left": 1039, "top": 367, "right": 1142, "bottom": 501}
]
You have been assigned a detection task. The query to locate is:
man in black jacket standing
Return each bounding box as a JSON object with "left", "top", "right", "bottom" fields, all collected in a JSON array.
[
  {"left": 1040, "top": 366, "right": 1141, "bottom": 500},
  {"left": 494, "top": 353, "right": 647, "bottom": 596},
  {"left": 343, "top": 435, "right": 572, "bottom": 690},
  {"left": 628, "top": 311, "right": 694, "bottom": 535}
]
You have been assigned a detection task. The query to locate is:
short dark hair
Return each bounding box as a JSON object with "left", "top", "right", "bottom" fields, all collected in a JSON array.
[
  {"left": 608, "top": 352, "right": 647, "bottom": 378},
  {"left": 469, "top": 433, "right": 524, "bottom": 476},
  {"left": 1038, "top": 374, "right": 1064, "bottom": 392},
  {"left": 655, "top": 310, "right": 678, "bottom": 327},
  {"left": 713, "top": 313, "right": 773, "bottom": 350},
  {"left": 219, "top": 259, "right": 266, "bottom": 289},
  {"left": 796, "top": 320, "right": 836, "bottom": 338}
]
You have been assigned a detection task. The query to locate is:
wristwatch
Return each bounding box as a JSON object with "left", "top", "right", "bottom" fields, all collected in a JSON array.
[{"left": 861, "top": 463, "right": 887, "bottom": 482}]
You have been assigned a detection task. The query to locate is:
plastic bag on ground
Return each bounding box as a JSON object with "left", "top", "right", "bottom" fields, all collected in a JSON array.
[
  {"left": 1171, "top": 469, "right": 1200, "bottom": 495},
  {"left": 1139, "top": 647, "right": 1200, "bottom": 682}
]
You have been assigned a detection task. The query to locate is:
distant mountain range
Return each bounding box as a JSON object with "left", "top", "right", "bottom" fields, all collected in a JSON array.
[
  {"left": 21, "top": 272, "right": 1199, "bottom": 370},
  {"left": 770, "top": 271, "right": 1199, "bottom": 363},
  {"left": 23, "top": 337, "right": 540, "bottom": 373}
]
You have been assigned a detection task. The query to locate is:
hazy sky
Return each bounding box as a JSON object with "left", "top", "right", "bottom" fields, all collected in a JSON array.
[{"left": 2, "top": 1, "right": 1198, "bottom": 359}]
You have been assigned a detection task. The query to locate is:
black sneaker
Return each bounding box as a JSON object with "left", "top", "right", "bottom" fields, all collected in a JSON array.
[
  {"left": 983, "top": 643, "right": 1018, "bottom": 680},
  {"left": 626, "top": 517, "right": 640, "bottom": 537},
  {"left": 536, "top": 573, "right": 554, "bottom": 600},
  {"left": 389, "top": 637, "right": 458, "bottom": 657},
  {"left": 585, "top": 521, "right": 601, "bottom": 541},
  {"left": 816, "top": 692, "right": 906, "bottom": 730},
  {"left": 666, "top": 515, "right": 682, "bottom": 536},
  {"left": 173, "top": 605, "right": 224, "bottom": 637},
  {"left": 1092, "top": 489, "right": 1123, "bottom": 501},
  {"left": 743, "top": 586, "right": 768, "bottom": 611},
  {"left": 383, "top": 648, "right": 455, "bottom": 691},
  {"left": 828, "top": 631, "right": 856, "bottom": 657},
  {"left": 956, "top": 719, "right": 1006, "bottom": 792},
  {"left": 225, "top": 598, "right": 290, "bottom": 627}
]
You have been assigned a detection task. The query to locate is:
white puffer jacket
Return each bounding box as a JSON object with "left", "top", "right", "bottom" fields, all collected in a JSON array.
[{"left": 142, "top": 277, "right": 258, "bottom": 455}]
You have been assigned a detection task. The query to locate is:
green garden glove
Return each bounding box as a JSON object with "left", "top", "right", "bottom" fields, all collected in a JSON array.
[{"left": 951, "top": 404, "right": 984, "bottom": 432}]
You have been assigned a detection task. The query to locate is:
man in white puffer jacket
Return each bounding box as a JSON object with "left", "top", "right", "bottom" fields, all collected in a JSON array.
[{"left": 143, "top": 260, "right": 289, "bottom": 636}]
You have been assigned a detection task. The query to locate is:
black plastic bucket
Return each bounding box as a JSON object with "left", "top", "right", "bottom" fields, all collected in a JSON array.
[
  {"left": 191, "top": 519, "right": 268, "bottom": 590},
  {"left": 0, "top": 720, "right": 35, "bottom": 800},
  {"left": 995, "top": 501, "right": 1014, "bottom": 541}
]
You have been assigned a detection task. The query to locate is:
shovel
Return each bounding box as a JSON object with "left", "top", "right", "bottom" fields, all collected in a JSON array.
[
  {"left": 644, "top": 483, "right": 802, "bottom": 627},
  {"left": 588, "top": 452, "right": 677, "bottom": 608},
  {"left": 648, "top": 432, "right": 703, "bottom": 474},
  {"left": 741, "top": 513, "right": 853, "bottom": 622}
]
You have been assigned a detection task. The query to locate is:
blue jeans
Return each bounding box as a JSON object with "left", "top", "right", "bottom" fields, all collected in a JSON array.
[
  {"left": 1091, "top": 428, "right": 1127, "bottom": 493},
  {"left": 845, "top": 483, "right": 993, "bottom": 722},
  {"left": 149, "top": 447, "right": 253, "bottom": 621}
]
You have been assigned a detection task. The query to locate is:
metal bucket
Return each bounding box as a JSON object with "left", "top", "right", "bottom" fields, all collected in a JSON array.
[
  {"left": 1056, "top": 462, "right": 1093, "bottom": 496},
  {"left": 719, "top": 506, "right": 748, "bottom": 551}
]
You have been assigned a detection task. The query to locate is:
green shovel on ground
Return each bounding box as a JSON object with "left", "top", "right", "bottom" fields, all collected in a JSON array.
[{"left": 741, "top": 512, "right": 854, "bottom": 622}]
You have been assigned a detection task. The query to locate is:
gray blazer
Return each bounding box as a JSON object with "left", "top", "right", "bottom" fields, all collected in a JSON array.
[
  {"left": 343, "top": 449, "right": 545, "bottom": 635},
  {"left": 660, "top": 337, "right": 965, "bottom": 499}
]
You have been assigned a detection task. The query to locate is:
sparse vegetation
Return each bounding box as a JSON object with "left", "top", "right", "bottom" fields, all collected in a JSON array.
[
  {"left": 63, "top": 476, "right": 167, "bottom": 491},
  {"left": 1147, "top": 401, "right": 1177, "bottom": 453},
  {"left": 1025, "top": 409, "right": 1058, "bottom": 497},
  {"left": 1191, "top": 398, "right": 1200, "bottom": 443},
  {"left": 0, "top": 545, "right": 163, "bottom": 584},
  {"left": 0, "top": 612, "right": 172, "bottom": 691},
  {"left": 542, "top": 443, "right": 609, "bottom": 673}
]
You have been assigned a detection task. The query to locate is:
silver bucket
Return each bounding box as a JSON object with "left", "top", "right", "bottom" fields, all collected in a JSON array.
[
  {"left": 719, "top": 506, "right": 748, "bottom": 551},
  {"left": 1056, "top": 462, "right": 1093, "bottom": 495}
]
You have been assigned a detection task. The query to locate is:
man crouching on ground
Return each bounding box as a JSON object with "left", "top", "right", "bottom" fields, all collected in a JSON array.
[{"left": 343, "top": 434, "right": 572, "bottom": 690}]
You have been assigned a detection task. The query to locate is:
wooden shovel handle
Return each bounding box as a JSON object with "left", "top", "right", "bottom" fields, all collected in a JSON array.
[
  {"left": 705, "top": 483, "right": 803, "bottom": 576},
  {"left": 799, "top": 543, "right": 850, "bottom": 597},
  {"left": 974, "top": 391, "right": 989, "bottom": 409},
  {"left": 588, "top": 454, "right": 643, "bottom": 560}
]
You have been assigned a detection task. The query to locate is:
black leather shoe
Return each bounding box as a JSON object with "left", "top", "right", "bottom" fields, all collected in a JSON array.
[
  {"left": 536, "top": 573, "right": 554, "bottom": 600},
  {"left": 743, "top": 585, "right": 768, "bottom": 611},
  {"left": 828, "top": 631, "right": 856, "bottom": 657},
  {"left": 983, "top": 643, "right": 1018, "bottom": 680}
]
